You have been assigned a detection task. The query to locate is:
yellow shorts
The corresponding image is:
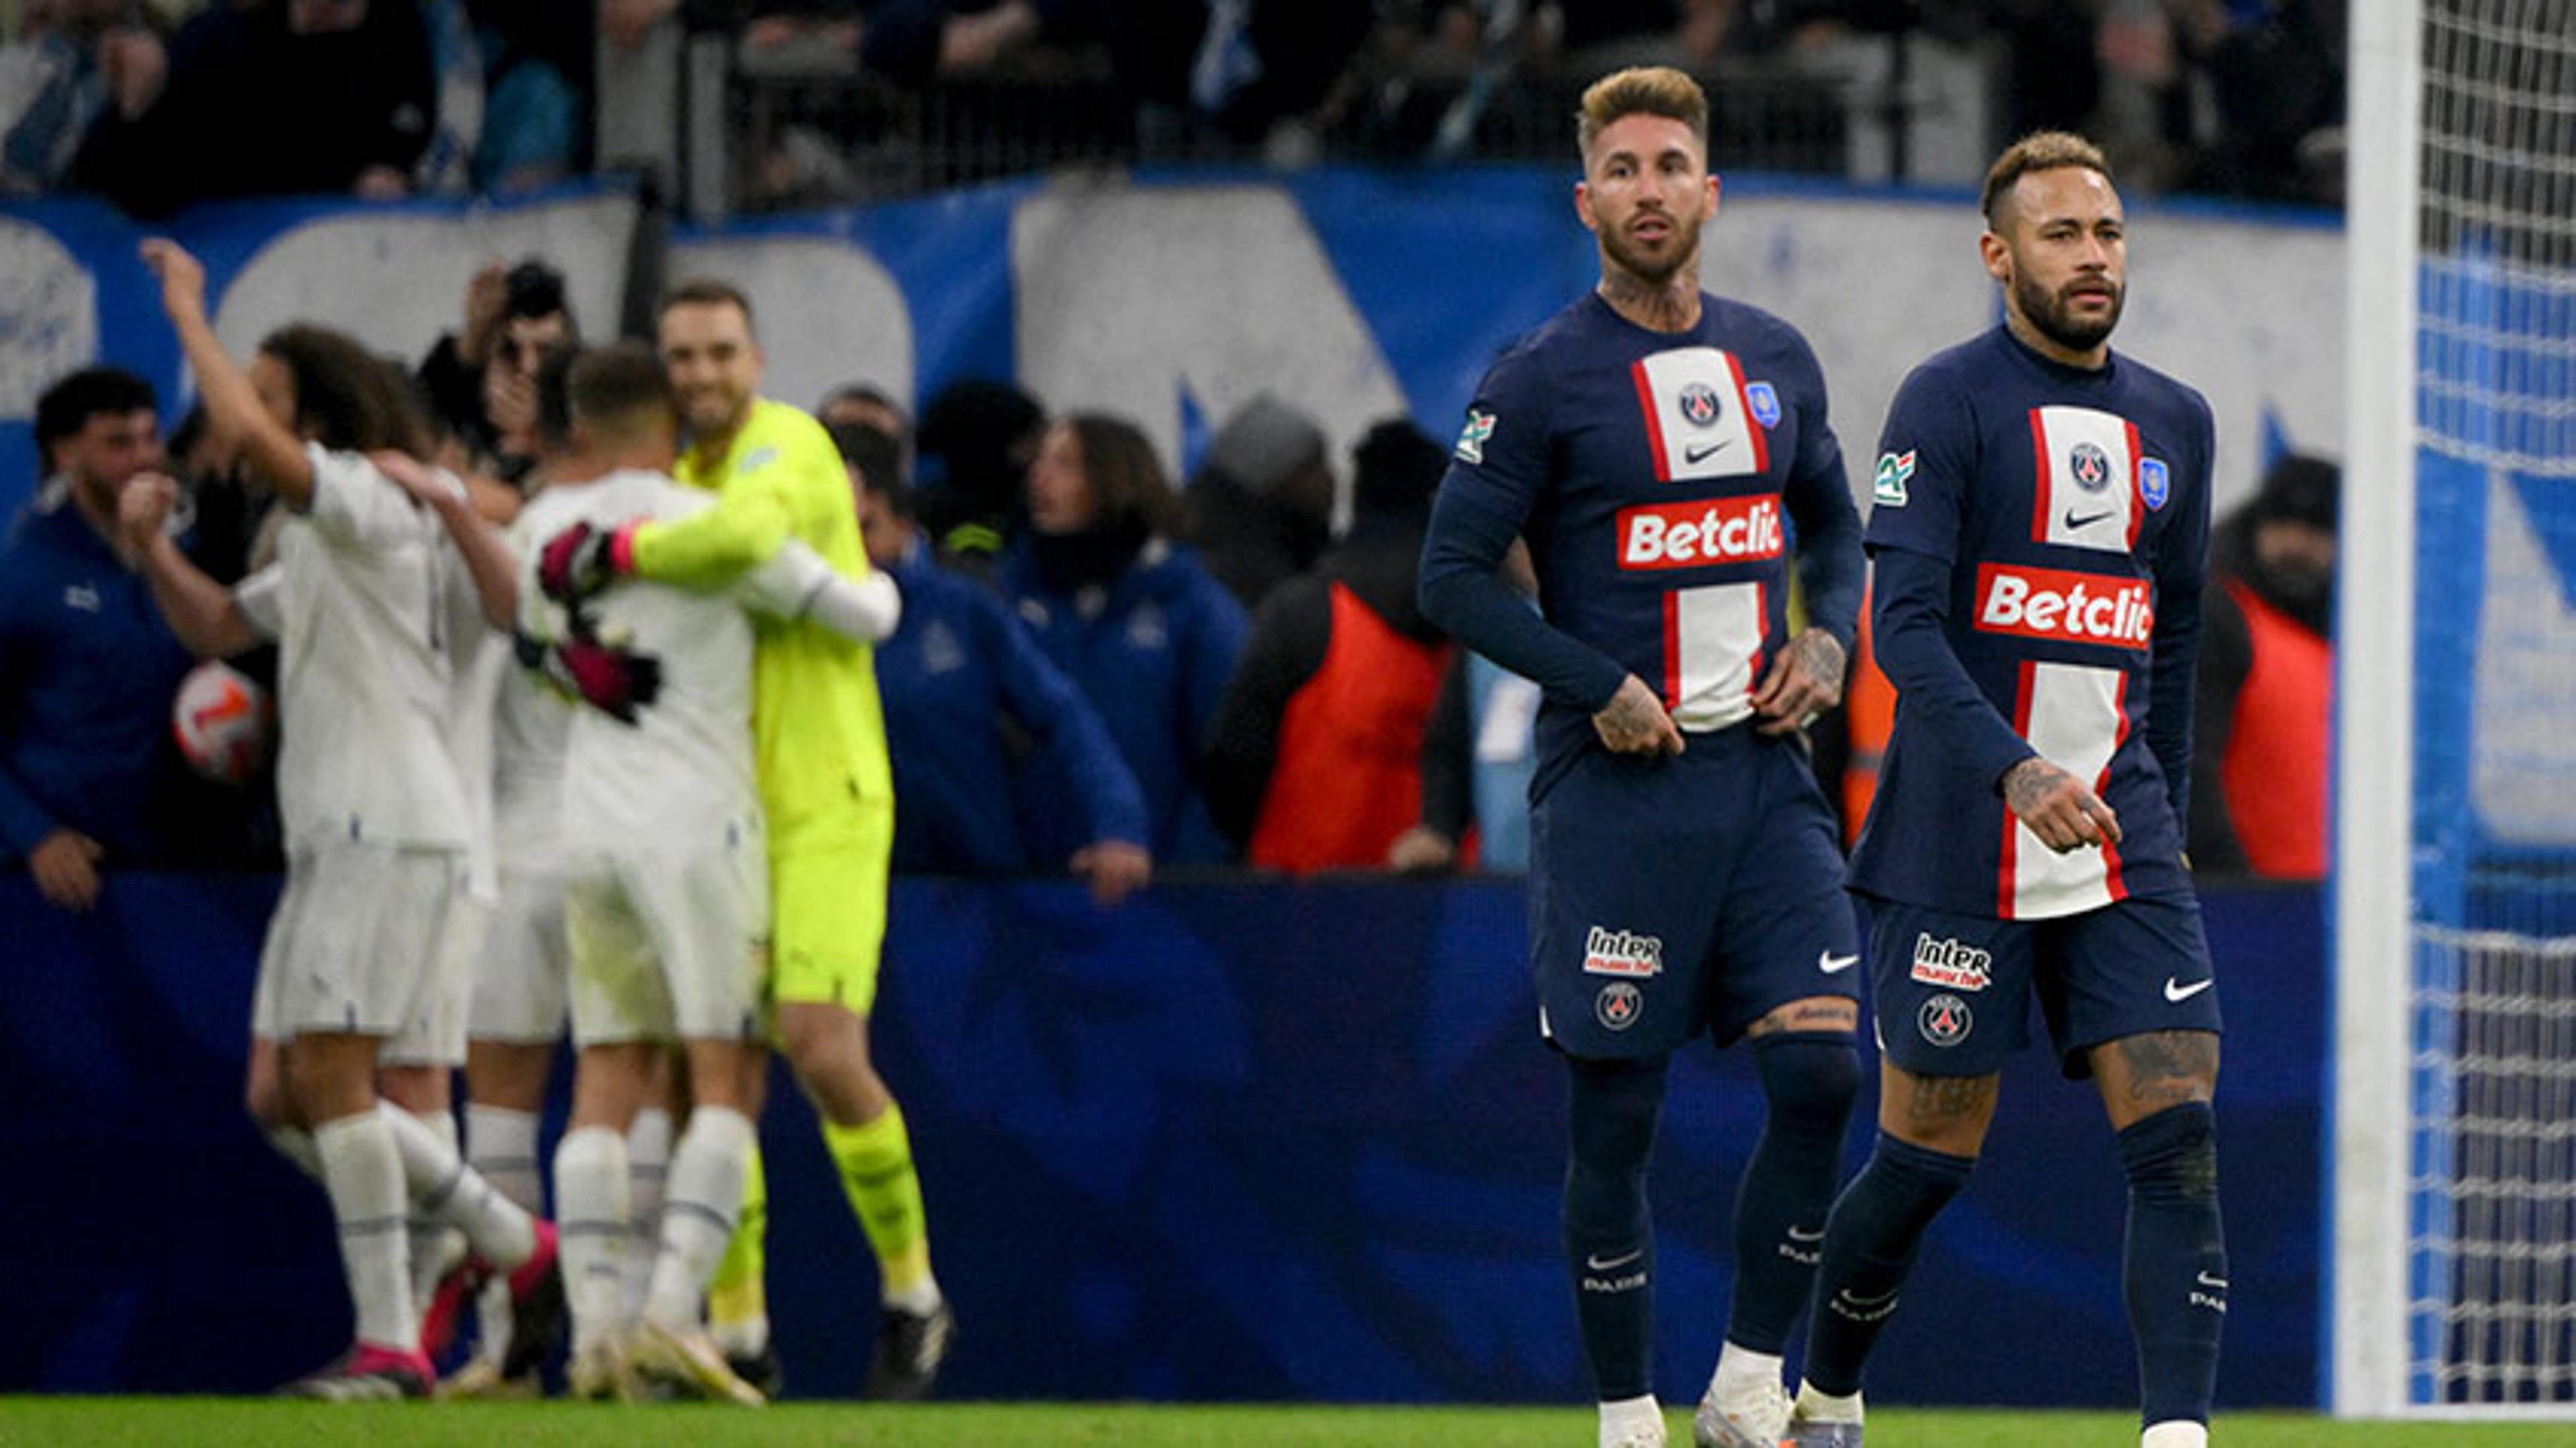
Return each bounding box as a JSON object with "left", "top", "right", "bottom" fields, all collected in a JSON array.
[{"left": 769, "top": 824, "right": 892, "bottom": 1015}]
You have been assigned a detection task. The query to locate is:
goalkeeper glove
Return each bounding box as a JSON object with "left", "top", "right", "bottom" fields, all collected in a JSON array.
[
  {"left": 542, "top": 634, "right": 663, "bottom": 725},
  {"left": 536, "top": 520, "right": 639, "bottom": 604}
]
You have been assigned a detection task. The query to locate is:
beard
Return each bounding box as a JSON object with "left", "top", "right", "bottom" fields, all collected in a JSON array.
[
  {"left": 2014, "top": 269, "right": 2123, "bottom": 353},
  {"left": 681, "top": 389, "right": 746, "bottom": 437},
  {"left": 1601, "top": 212, "right": 1701, "bottom": 285}
]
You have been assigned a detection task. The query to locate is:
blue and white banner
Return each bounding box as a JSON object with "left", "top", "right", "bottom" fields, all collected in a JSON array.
[{"left": 1, "top": 170, "right": 2342, "bottom": 527}]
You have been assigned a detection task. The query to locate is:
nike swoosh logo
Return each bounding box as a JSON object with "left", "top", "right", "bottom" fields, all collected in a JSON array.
[
  {"left": 1786, "top": 1225, "right": 1826, "bottom": 1243},
  {"left": 1818, "top": 951, "right": 1859, "bottom": 974},
  {"left": 2164, "top": 977, "right": 2215, "bottom": 1002},
  {"left": 1837, "top": 1285, "right": 1901, "bottom": 1308},
  {"left": 1684, "top": 439, "right": 1731, "bottom": 463},
  {"left": 1585, "top": 1249, "right": 1645, "bottom": 1272},
  {"left": 2064, "top": 507, "right": 2115, "bottom": 530},
  {"left": 2196, "top": 1271, "right": 2229, "bottom": 1289}
]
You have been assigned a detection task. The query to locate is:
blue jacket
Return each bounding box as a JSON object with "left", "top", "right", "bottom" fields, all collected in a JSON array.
[
  {"left": 878, "top": 535, "right": 1148, "bottom": 874},
  {"left": 0, "top": 495, "right": 202, "bottom": 864},
  {"left": 999, "top": 536, "right": 1248, "bottom": 867}
]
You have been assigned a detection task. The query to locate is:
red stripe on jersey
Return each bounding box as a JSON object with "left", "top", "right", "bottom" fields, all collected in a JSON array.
[
  {"left": 1633, "top": 359, "right": 1673, "bottom": 482},
  {"left": 1744, "top": 579, "right": 1770, "bottom": 709},
  {"left": 2027, "top": 409, "right": 2051, "bottom": 543},
  {"left": 2123, "top": 419, "right": 2146, "bottom": 552},
  {"left": 1662, "top": 589, "right": 1682, "bottom": 710},
  {"left": 2098, "top": 669, "right": 2134, "bottom": 901},
  {"left": 1723, "top": 350, "right": 1772, "bottom": 476}
]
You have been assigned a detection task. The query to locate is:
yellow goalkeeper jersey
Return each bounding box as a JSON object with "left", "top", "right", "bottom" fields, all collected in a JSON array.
[{"left": 631, "top": 397, "right": 892, "bottom": 849}]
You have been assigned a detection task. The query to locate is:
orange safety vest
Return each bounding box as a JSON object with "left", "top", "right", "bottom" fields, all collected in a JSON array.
[
  {"left": 1249, "top": 583, "right": 1453, "bottom": 874},
  {"left": 1840, "top": 592, "right": 1896, "bottom": 849},
  {"left": 2217, "top": 577, "right": 2332, "bottom": 880}
]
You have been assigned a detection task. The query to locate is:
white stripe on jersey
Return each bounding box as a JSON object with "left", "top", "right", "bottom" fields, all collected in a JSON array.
[
  {"left": 1633, "top": 346, "right": 1768, "bottom": 482},
  {"left": 2029, "top": 405, "right": 2142, "bottom": 553},
  {"left": 2001, "top": 659, "right": 2131, "bottom": 919},
  {"left": 1664, "top": 580, "right": 1764, "bottom": 733}
]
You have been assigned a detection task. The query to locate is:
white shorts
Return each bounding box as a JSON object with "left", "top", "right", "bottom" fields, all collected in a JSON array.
[
  {"left": 253, "top": 842, "right": 474, "bottom": 1065},
  {"left": 563, "top": 821, "right": 769, "bottom": 1048},
  {"left": 467, "top": 866, "right": 572, "bottom": 1045}
]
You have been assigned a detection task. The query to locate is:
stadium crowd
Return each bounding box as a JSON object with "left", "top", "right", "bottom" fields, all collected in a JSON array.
[
  {"left": 0, "top": 1, "right": 2351, "bottom": 211},
  {"left": 0, "top": 6, "right": 2346, "bottom": 1433}
]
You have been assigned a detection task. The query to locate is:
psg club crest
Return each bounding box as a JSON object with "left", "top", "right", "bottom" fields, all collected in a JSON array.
[
  {"left": 1595, "top": 982, "right": 1643, "bottom": 1031},
  {"left": 1678, "top": 381, "right": 1723, "bottom": 428},
  {"left": 1746, "top": 382, "right": 1780, "bottom": 429},
  {"left": 2069, "top": 441, "right": 2112, "bottom": 493},
  {"left": 1917, "top": 992, "right": 1972, "bottom": 1047},
  {"left": 2141, "top": 457, "right": 2171, "bottom": 510}
]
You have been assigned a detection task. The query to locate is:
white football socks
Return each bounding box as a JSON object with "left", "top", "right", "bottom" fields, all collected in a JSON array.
[
  {"left": 647, "top": 1106, "right": 755, "bottom": 1329},
  {"left": 553, "top": 1125, "right": 631, "bottom": 1357},
  {"left": 622, "top": 1106, "right": 672, "bottom": 1323},
  {"left": 465, "top": 1104, "right": 544, "bottom": 1214},
  {"left": 313, "top": 1110, "right": 417, "bottom": 1353},
  {"left": 378, "top": 1101, "right": 535, "bottom": 1269},
  {"left": 406, "top": 1108, "right": 466, "bottom": 1318}
]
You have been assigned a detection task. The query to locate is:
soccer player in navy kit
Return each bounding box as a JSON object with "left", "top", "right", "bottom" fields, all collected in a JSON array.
[
  {"left": 1782, "top": 134, "right": 2226, "bottom": 1448},
  {"left": 1418, "top": 67, "right": 1867, "bottom": 1448}
]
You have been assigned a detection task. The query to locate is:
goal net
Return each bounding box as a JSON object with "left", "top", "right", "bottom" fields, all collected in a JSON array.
[{"left": 2338, "top": 0, "right": 2576, "bottom": 1417}]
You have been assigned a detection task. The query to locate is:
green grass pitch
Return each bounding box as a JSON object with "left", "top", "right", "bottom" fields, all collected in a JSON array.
[{"left": 4, "top": 1400, "right": 2572, "bottom": 1446}]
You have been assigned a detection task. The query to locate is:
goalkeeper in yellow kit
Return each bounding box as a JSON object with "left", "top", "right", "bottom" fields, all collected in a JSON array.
[{"left": 537, "top": 279, "right": 952, "bottom": 1398}]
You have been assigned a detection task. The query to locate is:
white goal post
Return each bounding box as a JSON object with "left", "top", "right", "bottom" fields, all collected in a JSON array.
[{"left": 2336, "top": 0, "right": 2576, "bottom": 1420}]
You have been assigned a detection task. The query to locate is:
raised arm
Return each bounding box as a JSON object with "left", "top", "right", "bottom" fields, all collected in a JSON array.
[
  {"left": 119, "top": 472, "right": 262, "bottom": 659},
  {"left": 140, "top": 240, "right": 316, "bottom": 509},
  {"left": 374, "top": 450, "right": 518, "bottom": 629}
]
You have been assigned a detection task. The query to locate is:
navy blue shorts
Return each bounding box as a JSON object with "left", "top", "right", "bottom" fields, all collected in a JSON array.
[
  {"left": 1528, "top": 729, "right": 1860, "bottom": 1060},
  {"left": 1861, "top": 892, "right": 2222, "bottom": 1078}
]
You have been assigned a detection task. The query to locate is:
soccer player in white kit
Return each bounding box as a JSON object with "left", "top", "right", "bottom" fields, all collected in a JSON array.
[
  {"left": 466, "top": 344, "right": 898, "bottom": 1401},
  {"left": 121, "top": 240, "right": 563, "bottom": 1398}
]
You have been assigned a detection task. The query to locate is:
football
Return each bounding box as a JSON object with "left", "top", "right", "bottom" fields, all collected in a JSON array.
[{"left": 172, "top": 660, "right": 273, "bottom": 784}]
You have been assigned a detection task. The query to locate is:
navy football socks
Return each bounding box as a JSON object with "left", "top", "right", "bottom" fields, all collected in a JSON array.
[
  {"left": 1725, "top": 1031, "right": 1860, "bottom": 1353},
  {"left": 1800, "top": 1130, "right": 1977, "bottom": 1396},
  {"left": 2116, "top": 1100, "right": 2226, "bottom": 1428},
  {"left": 1564, "top": 1055, "right": 1668, "bottom": 1401}
]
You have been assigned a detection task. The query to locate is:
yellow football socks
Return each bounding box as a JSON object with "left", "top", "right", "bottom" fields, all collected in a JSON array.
[
  {"left": 706, "top": 1145, "right": 769, "bottom": 1347},
  {"left": 824, "top": 1104, "right": 936, "bottom": 1305}
]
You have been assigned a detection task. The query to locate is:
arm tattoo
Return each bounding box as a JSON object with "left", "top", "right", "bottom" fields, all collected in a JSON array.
[
  {"left": 1790, "top": 629, "right": 1847, "bottom": 699},
  {"left": 2002, "top": 756, "right": 2063, "bottom": 814}
]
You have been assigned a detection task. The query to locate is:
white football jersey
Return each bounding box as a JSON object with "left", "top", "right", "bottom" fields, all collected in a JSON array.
[
  {"left": 481, "top": 487, "right": 582, "bottom": 874},
  {"left": 522, "top": 469, "right": 848, "bottom": 858},
  {"left": 233, "top": 445, "right": 472, "bottom": 851}
]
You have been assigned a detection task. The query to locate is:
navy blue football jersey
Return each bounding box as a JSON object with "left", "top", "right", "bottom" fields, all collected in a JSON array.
[
  {"left": 1435, "top": 291, "right": 1862, "bottom": 796},
  {"left": 1849, "top": 325, "right": 2214, "bottom": 920}
]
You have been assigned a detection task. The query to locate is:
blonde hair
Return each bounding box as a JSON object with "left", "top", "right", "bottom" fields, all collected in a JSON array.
[
  {"left": 1981, "top": 131, "right": 2112, "bottom": 226},
  {"left": 1578, "top": 66, "right": 1709, "bottom": 162}
]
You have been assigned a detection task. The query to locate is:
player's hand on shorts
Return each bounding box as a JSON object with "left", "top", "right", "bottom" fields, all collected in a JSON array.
[
  {"left": 1751, "top": 625, "right": 1847, "bottom": 736},
  {"left": 547, "top": 634, "right": 663, "bottom": 724},
  {"left": 2001, "top": 755, "right": 2122, "bottom": 853},
  {"left": 1593, "top": 674, "right": 1686, "bottom": 758},
  {"left": 1070, "top": 839, "right": 1152, "bottom": 907},
  {"left": 537, "top": 521, "right": 637, "bottom": 604},
  {"left": 28, "top": 827, "right": 104, "bottom": 912},
  {"left": 138, "top": 239, "right": 207, "bottom": 321}
]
